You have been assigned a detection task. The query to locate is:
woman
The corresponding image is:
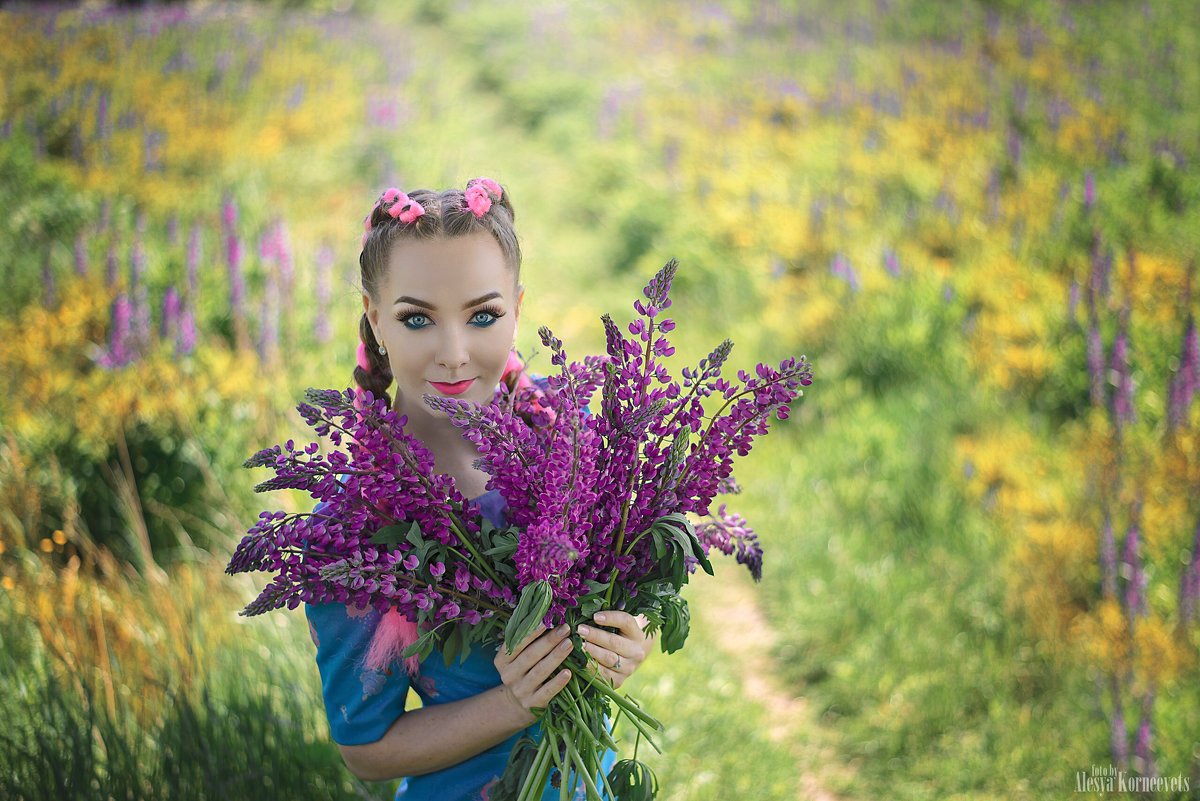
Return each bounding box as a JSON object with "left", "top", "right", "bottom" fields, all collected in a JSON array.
[{"left": 304, "top": 179, "right": 652, "bottom": 800}]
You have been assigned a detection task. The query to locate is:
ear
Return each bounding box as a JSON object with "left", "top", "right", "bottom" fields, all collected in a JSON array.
[{"left": 363, "top": 292, "right": 380, "bottom": 340}]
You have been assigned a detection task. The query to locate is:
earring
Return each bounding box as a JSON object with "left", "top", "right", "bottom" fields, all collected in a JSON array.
[{"left": 378, "top": 344, "right": 387, "bottom": 356}]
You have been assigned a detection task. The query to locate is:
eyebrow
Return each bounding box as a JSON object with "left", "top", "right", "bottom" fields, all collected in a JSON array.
[{"left": 393, "top": 291, "right": 502, "bottom": 310}]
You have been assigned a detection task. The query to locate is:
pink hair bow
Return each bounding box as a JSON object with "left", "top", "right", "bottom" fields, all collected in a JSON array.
[{"left": 465, "top": 176, "right": 503, "bottom": 218}]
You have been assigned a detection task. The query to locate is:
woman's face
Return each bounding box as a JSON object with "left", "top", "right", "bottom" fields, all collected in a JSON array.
[{"left": 364, "top": 231, "right": 523, "bottom": 418}]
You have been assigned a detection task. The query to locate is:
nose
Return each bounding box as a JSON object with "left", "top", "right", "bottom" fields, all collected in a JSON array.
[{"left": 435, "top": 326, "right": 470, "bottom": 373}]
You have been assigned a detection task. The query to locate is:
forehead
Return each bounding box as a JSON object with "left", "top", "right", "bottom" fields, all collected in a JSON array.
[{"left": 383, "top": 232, "right": 512, "bottom": 301}]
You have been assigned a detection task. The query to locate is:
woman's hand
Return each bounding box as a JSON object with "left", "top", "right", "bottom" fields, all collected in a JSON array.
[
  {"left": 577, "top": 610, "right": 652, "bottom": 689},
  {"left": 494, "top": 623, "right": 574, "bottom": 725}
]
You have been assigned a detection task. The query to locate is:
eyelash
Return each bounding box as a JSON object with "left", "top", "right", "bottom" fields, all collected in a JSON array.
[{"left": 395, "top": 303, "right": 507, "bottom": 331}]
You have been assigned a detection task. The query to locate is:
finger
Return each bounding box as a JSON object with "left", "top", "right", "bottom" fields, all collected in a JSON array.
[
  {"left": 528, "top": 664, "right": 573, "bottom": 708},
  {"left": 522, "top": 632, "right": 574, "bottom": 691},
  {"left": 510, "top": 624, "right": 570, "bottom": 674},
  {"left": 592, "top": 610, "right": 640, "bottom": 638},
  {"left": 582, "top": 641, "right": 622, "bottom": 672},
  {"left": 578, "top": 621, "right": 633, "bottom": 657},
  {"left": 499, "top": 623, "right": 552, "bottom": 662}
]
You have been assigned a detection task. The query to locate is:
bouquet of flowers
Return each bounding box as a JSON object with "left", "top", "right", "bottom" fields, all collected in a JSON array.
[{"left": 227, "top": 259, "right": 811, "bottom": 801}]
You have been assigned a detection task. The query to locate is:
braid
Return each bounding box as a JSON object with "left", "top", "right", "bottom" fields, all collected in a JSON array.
[{"left": 355, "top": 312, "right": 394, "bottom": 409}]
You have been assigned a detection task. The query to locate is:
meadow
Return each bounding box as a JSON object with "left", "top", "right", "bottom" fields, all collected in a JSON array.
[{"left": 1, "top": 1, "right": 1198, "bottom": 799}]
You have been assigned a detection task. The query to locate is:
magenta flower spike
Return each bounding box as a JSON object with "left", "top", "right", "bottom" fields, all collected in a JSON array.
[
  {"left": 1109, "top": 314, "right": 1135, "bottom": 431},
  {"left": 1100, "top": 508, "right": 1117, "bottom": 600},
  {"left": 1180, "top": 518, "right": 1200, "bottom": 626},
  {"left": 161, "top": 285, "right": 181, "bottom": 342},
  {"left": 1133, "top": 690, "right": 1157, "bottom": 778},
  {"left": 1087, "top": 320, "right": 1106, "bottom": 409},
  {"left": 1167, "top": 315, "right": 1198, "bottom": 432},
  {"left": 74, "top": 231, "right": 88, "bottom": 277},
  {"left": 1111, "top": 693, "right": 1129, "bottom": 769},
  {"left": 1122, "top": 497, "right": 1146, "bottom": 622},
  {"left": 177, "top": 304, "right": 196, "bottom": 357},
  {"left": 1084, "top": 171, "right": 1096, "bottom": 210}
]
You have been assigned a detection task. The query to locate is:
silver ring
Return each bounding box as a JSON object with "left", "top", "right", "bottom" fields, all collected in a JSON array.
[{"left": 613, "top": 654, "right": 622, "bottom": 671}]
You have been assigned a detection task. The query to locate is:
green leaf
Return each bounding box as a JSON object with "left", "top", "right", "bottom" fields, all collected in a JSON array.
[
  {"left": 659, "top": 593, "right": 691, "bottom": 655},
  {"left": 368, "top": 524, "right": 412, "bottom": 547},
  {"left": 503, "top": 580, "right": 554, "bottom": 655}
]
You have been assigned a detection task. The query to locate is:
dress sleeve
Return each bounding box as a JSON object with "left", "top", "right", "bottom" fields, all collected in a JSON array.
[{"left": 304, "top": 500, "right": 411, "bottom": 746}]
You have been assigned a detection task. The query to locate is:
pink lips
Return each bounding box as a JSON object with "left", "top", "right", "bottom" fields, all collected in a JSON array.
[{"left": 429, "top": 378, "right": 476, "bottom": 395}]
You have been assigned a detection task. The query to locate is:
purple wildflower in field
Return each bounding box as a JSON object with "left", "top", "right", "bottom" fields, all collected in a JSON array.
[
  {"left": 830, "top": 252, "right": 859, "bottom": 291},
  {"left": 1134, "top": 692, "right": 1157, "bottom": 778},
  {"left": 177, "top": 304, "right": 196, "bottom": 357},
  {"left": 1167, "top": 315, "right": 1198, "bottom": 431},
  {"left": 315, "top": 244, "right": 333, "bottom": 343},
  {"left": 131, "top": 213, "right": 150, "bottom": 351},
  {"left": 106, "top": 242, "right": 119, "bottom": 288},
  {"left": 883, "top": 248, "right": 901, "bottom": 278},
  {"left": 1121, "top": 499, "right": 1147, "bottom": 622},
  {"left": 98, "top": 294, "right": 134, "bottom": 368},
  {"left": 1084, "top": 171, "right": 1096, "bottom": 210},
  {"left": 1068, "top": 278, "right": 1080, "bottom": 325},
  {"left": 1100, "top": 508, "right": 1118, "bottom": 600},
  {"left": 161, "top": 285, "right": 181, "bottom": 342},
  {"left": 1109, "top": 312, "right": 1135, "bottom": 431},
  {"left": 257, "top": 264, "right": 279, "bottom": 364},
  {"left": 695, "top": 504, "right": 762, "bottom": 581},
  {"left": 1087, "top": 320, "right": 1106, "bottom": 409},
  {"left": 1179, "top": 518, "right": 1200, "bottom": 626},
  {"left": 74, "top": 231, "right": 88, "bottom": 276},
  {"left": 223, "top": 195, "right": 247, "bottom": 332},
  {"left": 1111, "top": 695, "right": 1129, "bottom": 769}
]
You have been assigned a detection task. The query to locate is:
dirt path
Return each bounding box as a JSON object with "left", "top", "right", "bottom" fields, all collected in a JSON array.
[{"left": 694, "top": 567, "right": 857, "bottom": 801}]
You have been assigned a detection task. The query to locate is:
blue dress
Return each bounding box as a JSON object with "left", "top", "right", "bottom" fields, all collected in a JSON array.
[{"left": 304, "top": 387, "right": 616, "bottom": 800}]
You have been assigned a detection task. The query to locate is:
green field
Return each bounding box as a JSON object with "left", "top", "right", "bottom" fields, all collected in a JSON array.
[{"left": 2, "top": 1, "right": 1198, "bottom": 799}]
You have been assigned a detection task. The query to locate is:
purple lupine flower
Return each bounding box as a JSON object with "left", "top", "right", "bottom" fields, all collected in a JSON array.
[
  {"left": 1109, "top": 311, "right": 1135, "bottom": 431},
  {"left": 1087, "top": 320, "right": 1106, "bottom": 409},
  {"left": 223, "top": 195, "right": 247, "bottom": 344},
  {"left": 161, "top": 285, "right": 181, "bottom": 342},
  {"left": 1122, "top": 498, "right": 1147, "bottom": 622},
  {"left": 1068, "top": 278, "right": 1080, "bottom": 325},
  {"left": 883, "top": 249, "right": 901, "bottom": 278},
  {"left": 96, "top": 90, "right": 109, "bottom": 141},
  {"left": 74, "top": 231, "right": 88, "bottom": 277},
  {"left": 1100, "top": 508, "right": 1118, "bottom": 600},
  {"left": 98, "top": 293, "right": 134, "bottom": 368},
  {"left": 1111, "top": 689, "right": 1129, "bottom": 769},
  {"left": 830, "top": 252, "right": 859, "bottom": 291},
  {"left": 1007, "top": 125, "right": 1021, "bottom": 167},
  {"left": 274, "top": 220, "right": 294, "bottom": 309},
  {"left": 315, "top": 243, "right": 333, "bottom": 344},
  {"left": 694, "top": 504, "right": 763, "bottom": 581},
  {"left": 1134, "top": 690, "right": 1157, "bottom": 778},
  {"left": 1180, "top": 517, "right": 1200, "bottom": 626},
  {"left": 1167, "top": 315, "right": 1199, "bottom": 432},
  {"left": 130, "top": 213, "right": 150, "bottom": 351},
  {"left": 167, "top": 215, "right": 179, "bottom": 246},
  {"left": 177, "top": 303, "right": 196, "bottom": 357},
  {"left": 1084, "top": 172, "right": 1095, "bottom": 210},
  {"left": 106, "top": 242, "right": 119, "bottom": 288}
]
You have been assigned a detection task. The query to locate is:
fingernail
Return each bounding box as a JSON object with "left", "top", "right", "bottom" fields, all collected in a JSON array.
[
  {"left": 556, "top": 624, "right": 569, "bottom": 635},
  {"left": 594, "top": 613, "right": 606, "bottom": 623},
  {"left": 578, "top": 625, "right": 590, "bottom": 636}
]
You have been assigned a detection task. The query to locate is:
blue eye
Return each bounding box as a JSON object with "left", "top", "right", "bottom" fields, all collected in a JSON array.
[
  {"left": 470, "top": 310, "right": 499, "bottom": 327},
  {"left": 396, "top": 313, "right": 430, "bottom": 330}
]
